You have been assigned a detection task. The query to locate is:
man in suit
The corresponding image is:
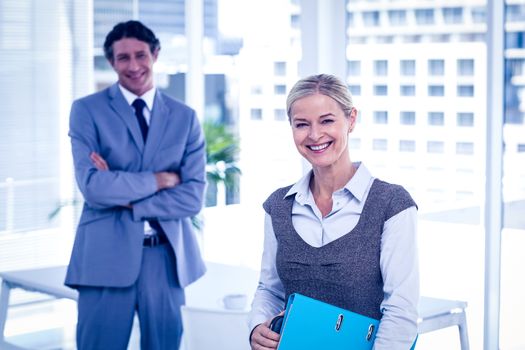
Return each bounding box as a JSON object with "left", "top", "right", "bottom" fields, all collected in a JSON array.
[{"left": 65, "top": 20, "right": 207, "bottom": 350}]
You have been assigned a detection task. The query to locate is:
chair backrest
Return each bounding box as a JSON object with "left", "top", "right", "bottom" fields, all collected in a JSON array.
[{"left": 181, "top": 306, "right": 251, "bottom": 350}]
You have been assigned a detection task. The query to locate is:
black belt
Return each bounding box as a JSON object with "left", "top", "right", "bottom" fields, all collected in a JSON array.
[{"left": 143, "top": 232, "right": 169, "bottom": 247}]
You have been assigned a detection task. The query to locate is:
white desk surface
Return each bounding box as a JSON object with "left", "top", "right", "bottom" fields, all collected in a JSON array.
[
  {"left": 0, "top": 262, "right": 260, "bottom": 311},
  {"left": 419, "top": 296, "right": 467, "bottom": 320},
  {"left": 0, "top": 266, "right": 77, "bottom": 300},
  {"left": 0, "top": 265, "right": 467, "bottom": 317}
]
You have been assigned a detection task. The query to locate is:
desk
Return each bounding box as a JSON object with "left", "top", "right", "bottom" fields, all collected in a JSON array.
[
  {"left": 1, "top": 266, "right": 469, "bottom": 350},
  {"left": 0, "top": 263, "right": 258, "bottom": 350},
  {"left": 418, "top": 296, "right": 469, "bottom": 350},
  {"left": 0, "top": 266, "right": 77, "bottom": 350}
]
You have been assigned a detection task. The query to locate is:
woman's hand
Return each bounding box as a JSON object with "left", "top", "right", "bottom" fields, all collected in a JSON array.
[{"left": 250, "top": 319, "right": 281, "bottom": 350}]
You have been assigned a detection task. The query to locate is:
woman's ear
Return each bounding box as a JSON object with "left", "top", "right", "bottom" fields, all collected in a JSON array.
[{"left": 348, "top": 108, "right": 357, "bottom": 133}]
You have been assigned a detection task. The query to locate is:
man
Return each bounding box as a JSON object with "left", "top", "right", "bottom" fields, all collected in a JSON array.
[{"left": 65, "top": 20, "right": 207, "bottom": 350}]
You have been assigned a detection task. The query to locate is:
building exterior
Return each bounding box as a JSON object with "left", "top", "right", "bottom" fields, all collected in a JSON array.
[
  {"left": 343, "top": 1, "right": 489, "bottom": 212},
  {"left": 234, "top": 0, "right": 525, "bottom": 213}
]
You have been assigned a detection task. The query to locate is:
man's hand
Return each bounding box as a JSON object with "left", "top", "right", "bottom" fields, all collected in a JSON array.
[
  {"left": 90, "top": 152, "right": 109, "bottom": 171},
  {"left": 250, "top": 319, "right": 280, "bottom": 350},
  {"left": 155, "top": 172, "right": 181, "bottom": 190}
]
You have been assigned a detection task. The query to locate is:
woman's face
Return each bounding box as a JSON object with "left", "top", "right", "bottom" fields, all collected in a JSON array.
[{"left": 290, "top": 93, "right": 356, "bottom": 170}]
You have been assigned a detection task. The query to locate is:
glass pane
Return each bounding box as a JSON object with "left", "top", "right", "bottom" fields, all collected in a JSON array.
[
  {"left": 201, "top": 0, "right": 303, "bottom": 266},
  {"left": 0, "top": 0, "right": 85, "bottom": 270},
  {"left": 501, "top": 1, "right": 525, "bottom": 348},
  {"left": 346, "top": 1, "right": 487, "bottom": 348}
]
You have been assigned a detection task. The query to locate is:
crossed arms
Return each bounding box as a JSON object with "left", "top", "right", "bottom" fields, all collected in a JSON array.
[{"left": 69, "top": 99, "right": 207, "bottom": 221}]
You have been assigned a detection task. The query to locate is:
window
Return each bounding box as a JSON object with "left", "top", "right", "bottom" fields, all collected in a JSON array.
[
  {"left": 362, "top": 11, "right": 380, "bottom": 26},
  {"left": 430, "top": 34, "right": 451, "bottom": 43},
  {"left": 388, "top": 10, "right": 407, "bottom": 26},
  {"left": 349, "top": 138, "right": 361, "bottom": 150},
  {"left": 376, "top": 36, "right": 394, "bottom": 44},
  {"left": 0, "top": 0, "right": 92, "bottom": 284},
  {"left": 427, "top": 141, "right": 445, "bottom": 153},
  {"left": 460, "top": 33, "right": 485, "bottom": 42},
  {"left": 274, "top": 62, "right": 286, "bottom": 76},
  {"left": 506, "top": 4, "right": 525, "bottom": 22},
  {"left": 399, "top": 140, "right": 416, "bottom": 152},
  {"left": 443, "top": 7, "right": 463, "bottom": 24},
  {"left": 348, "top": 36, "right": 367, "bottom": 44},
  {"left": 457, "top": 112, "right": 474, "bottom": 126},
  {"left": 274, "top": 84, "right": 287, "bottom": 95},
  {"left": 428, "top": 85, "right": 445, "bottom": 96},
  {"left": 274, "top": 109, "right": 286, "bottom": 121},
  {"left": 471, "top": 7, "right": 486, "bottom": 23},
  {"left": 400, "top": 85, "right": 415, "bottom": 96},
  {"left": 457, "top": 59, "right": 474, "bottom": 76},
  {"left": 428, "top": 59, "right": 445, "bottom": 75},
  {"left": 348, "top": 85, "right": 361, "bottom": 95},
  {"left": 251, "top": 85, "right": 263, "bottom": 94},
  {"left": 291, "top": 14, "right": 300, "bottom": 29},
  {"left": 373, "top": 111, "right": 388, "bottom": 124},
  {"left": 403, "top": 35, "right": 421, "bottom": 43},
  {"left": 372, "top": 139, "right": 388, "bottom": 151},
  {"left": 456, "top": 142, "right": 474, "bottom": 155},
  {"left": 374, "top": 60, "right": 388, "bottom": 76},
  {"left": 456, "top": 190, "right": 474, "bottom": 200},
  {"left": 505, "top": 59, "right": 525, "bottom": 124},
  {"left": 347, "top": 12, "right": 355, "bottom": 27},
  {"left": 250, "top": 108, "right": 263, "bottom": 120},
  {"left": 400, "top": 111, "right": 416, "bottom": 125},
  {"left": 415, "top": 9, "right": 435, "bottom": 25},
  {"left": 374, "top": 85, "right": 388, "bottom": 96},
  {"left": 400, "top": 60, "right": 416, "bottom": 76},
  {"left": 457, "top": 85, "right": 474, "bottom": 97},
  {"left": 506, "top": 32, "right": 525, "bottom": 50},
  {"left": 348, "top": 60, "right": 361, "bottom": 75},
  {"left": 428, "top": 112, "right": 445, "bottom": 126}
]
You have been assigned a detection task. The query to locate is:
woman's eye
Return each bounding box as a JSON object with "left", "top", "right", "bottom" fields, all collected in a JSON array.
[
  {"left": 294, "top": 123, "right": 307, "bottom": 128},
  {"left": 322, "top": 119, "right": 334, "bottom": 124}
]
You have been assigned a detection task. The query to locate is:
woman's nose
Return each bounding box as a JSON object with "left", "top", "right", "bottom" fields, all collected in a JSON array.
[{"left": 308, "top": 124, "right": 322, "bottom": 140}]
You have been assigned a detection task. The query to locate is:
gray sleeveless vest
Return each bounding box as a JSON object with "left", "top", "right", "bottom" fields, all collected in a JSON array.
[{"left": 263, "top": 179, "right": 416, "bottom": 320}]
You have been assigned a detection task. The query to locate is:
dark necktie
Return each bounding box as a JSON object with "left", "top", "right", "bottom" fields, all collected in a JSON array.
[
  {"left": 131, "top": 98, "right": 165, "bottom": 236},
  {"left": 132, "top": 98, "right": 149, "bottom": 142}
]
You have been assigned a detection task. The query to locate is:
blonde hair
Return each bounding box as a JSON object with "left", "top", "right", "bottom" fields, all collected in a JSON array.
[{"left": 286, "top": 74, "right": 354, "bottom": 122}]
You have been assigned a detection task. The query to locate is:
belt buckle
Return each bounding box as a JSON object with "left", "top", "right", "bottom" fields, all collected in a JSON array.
[{"left": 145, "top": 234, "right": 159, "bottom": 247}]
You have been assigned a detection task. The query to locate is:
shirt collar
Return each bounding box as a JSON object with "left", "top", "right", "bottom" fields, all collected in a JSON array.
[
  {"left": 118, "top": 84, "right": 156, "bottom": 110},
  {"left": 345, "top": 162, "right": 373, "bottom": 203},
  {"left": 285, "top": 169, "right": 312, "bottom": 204},
  {"left": 285, "top": 162, "right": 373, "bottom": 204}
]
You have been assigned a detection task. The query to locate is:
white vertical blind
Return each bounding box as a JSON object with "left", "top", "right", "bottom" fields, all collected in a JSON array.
[{"left": 0, "top": 0, "right": 93, "bottom": 272}]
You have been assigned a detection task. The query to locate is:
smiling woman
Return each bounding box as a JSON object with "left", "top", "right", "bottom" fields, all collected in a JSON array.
[{"left": 248, "top": 74, "right": 419, "bottom": 350}]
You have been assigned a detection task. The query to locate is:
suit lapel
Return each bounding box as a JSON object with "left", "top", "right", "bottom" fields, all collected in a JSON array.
[
  {"left": 108, "top": 84, "right": 145, "bottom": 152},
  {"left": 143, "top": 91, "right": 169, "bottom": 169}
]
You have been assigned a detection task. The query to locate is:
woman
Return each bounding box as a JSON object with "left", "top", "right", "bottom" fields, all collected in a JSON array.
[{"left": 248, "top": 74, "right": 419, "bottom": 350}]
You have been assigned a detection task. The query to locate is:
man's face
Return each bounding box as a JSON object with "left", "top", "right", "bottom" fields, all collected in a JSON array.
[{"left": 110, "top": 37, "right": 158, "bottom": 96}]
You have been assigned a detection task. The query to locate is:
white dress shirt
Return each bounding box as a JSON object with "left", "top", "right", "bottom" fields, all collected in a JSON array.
[
  {"left": 249, "top": 162, "right": 419, "bottom": 350},
  {"left": 119, "top": 84, "right": 157, "bottom": 236}
]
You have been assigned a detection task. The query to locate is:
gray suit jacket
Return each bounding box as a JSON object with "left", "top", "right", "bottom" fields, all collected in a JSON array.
[{"left": 65, "top": 83, "right": 207, "bottom": 288}]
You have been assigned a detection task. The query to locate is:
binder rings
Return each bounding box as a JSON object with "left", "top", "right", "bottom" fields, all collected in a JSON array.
[{"left": 276, "top": 293, "right": 379, "bottom": 350}]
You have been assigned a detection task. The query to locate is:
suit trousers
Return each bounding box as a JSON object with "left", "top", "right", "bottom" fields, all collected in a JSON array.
[{"left": 76, "top": 243, "right": 185, "bottom": 350}]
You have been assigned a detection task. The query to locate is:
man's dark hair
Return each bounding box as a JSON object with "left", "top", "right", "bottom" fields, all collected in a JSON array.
[{"left": 103, "top": 20, "right": 161, "bottom": 61}]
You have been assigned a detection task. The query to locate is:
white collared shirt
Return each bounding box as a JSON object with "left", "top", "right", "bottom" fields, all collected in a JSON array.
[
  {"left": 118, "top": 84, "right": 157, "bottom": 236},
  {"left": 249, "top": 162, "right": 419, "bottom": 349},
  {"left": 118, "top": 84, "right": 156, "bottom": 125}
]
